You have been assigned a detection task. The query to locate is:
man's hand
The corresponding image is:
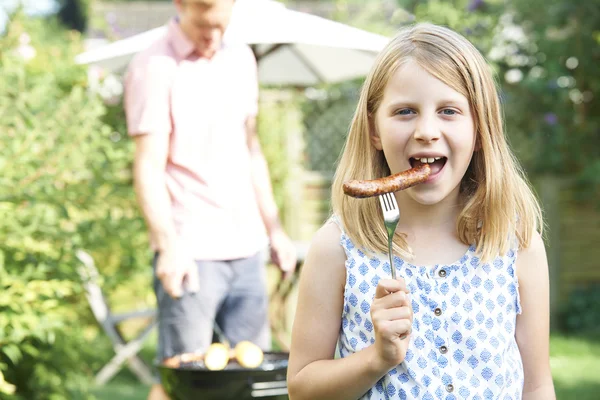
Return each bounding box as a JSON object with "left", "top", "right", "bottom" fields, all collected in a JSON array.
[
  {"left": 155, "top": 248, "right": 199, "bottom": 298},
  {"left": 269, "top": 230, "right": 297, "bottom": 279}
]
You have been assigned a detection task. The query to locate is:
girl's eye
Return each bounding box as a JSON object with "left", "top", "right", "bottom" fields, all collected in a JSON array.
[
  {"left": 396, "top": 109, "right": 415, "bottom": 116},
  {"left": 441, "top": 109, "right": 457, "bottom": 116}
]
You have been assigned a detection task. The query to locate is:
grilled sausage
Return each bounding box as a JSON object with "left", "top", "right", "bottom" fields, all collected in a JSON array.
[{"left": 343, "top": 163, "right": 431, "bottom": 198}]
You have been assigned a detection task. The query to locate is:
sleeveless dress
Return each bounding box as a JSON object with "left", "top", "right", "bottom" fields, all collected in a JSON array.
[{"left": 332, "top": 218, "right": 525, "bottom": 400}]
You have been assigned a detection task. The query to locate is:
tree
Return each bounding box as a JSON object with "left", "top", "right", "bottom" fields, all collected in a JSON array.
[
  {"left": 58, "top": 0, "right": 90, "bottom": 32},
  {"left": 397, "top": 0, "right": 600, "bottom": 200},
  {"left": 498, "top": 0, "right": 600, "bottom": 199}
]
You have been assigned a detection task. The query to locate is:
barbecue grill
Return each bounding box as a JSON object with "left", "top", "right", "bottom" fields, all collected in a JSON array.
[{"left": 158, "top": 351, "right": 289, "bottom": 400}]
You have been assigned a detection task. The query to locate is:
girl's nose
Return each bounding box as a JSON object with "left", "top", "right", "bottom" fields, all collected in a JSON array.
[{"left": 413, "top": 116, "right": 440, "bottom": 143}]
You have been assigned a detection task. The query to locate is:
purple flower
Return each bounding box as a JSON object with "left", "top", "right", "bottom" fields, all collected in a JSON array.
[
  {"left": 544, "top": 113, "right": 558, "bottom": 126},
  {"left": 468, "top": 0, "right": 485, "bottom": 11}
]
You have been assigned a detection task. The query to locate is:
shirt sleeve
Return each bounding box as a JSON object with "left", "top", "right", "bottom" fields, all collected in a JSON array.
[{"left": 124, "top": 55, "right": 175, "bottom": 137}]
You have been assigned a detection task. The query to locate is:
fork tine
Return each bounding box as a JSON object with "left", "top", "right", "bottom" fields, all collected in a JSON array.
[
  {"left": 379, "top": 192, "right": 391, "bottom": 211},
  {"left": 387, "top": 192, "right": 398, "bottom": 210},
  {"left": 378, "top": 194, "right": 386, "bottom": 211},
  {"left": 384, "top": 193, "right": 392, "bottom": 210}
]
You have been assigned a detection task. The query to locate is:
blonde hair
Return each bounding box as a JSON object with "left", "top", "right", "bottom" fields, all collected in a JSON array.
[{"left": 331, "top": 23, "right": 543, "bottom": 263}]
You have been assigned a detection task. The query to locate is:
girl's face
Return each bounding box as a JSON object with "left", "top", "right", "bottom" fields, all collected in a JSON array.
[{"left": 372, "top": 59, "right": 477, "bottom": 206}]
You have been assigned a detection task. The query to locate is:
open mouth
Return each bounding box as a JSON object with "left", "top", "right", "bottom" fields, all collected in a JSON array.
[{"left": 409, "top": 156, "right": 447, "bottom": 176}]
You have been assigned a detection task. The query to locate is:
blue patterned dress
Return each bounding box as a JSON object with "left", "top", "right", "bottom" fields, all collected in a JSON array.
[{"left": 333, "top": 218, "right": 524, "bottom": 400}]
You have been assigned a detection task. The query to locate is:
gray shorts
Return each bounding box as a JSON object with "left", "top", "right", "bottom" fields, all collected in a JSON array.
[{"left": 152, "top": 251, "right": 271, "bottom": 364}]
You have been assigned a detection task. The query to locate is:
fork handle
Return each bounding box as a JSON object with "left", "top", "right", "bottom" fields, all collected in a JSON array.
[{"left": 387, "top": 238, "right": 396, "bottom": 280}]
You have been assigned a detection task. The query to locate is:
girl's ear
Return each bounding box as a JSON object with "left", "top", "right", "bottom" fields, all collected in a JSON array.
[{"left": 369, "top": 117, "right": 383, "bottom": 151}]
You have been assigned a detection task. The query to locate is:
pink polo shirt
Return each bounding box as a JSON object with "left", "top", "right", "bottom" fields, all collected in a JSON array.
[{"left": 124, "top": 19, "right": 267, "bottom": 260}]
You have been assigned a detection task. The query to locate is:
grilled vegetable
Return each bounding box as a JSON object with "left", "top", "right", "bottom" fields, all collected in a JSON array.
[
  {"left": 234, "top": 341, "right": 264, "bottom": 369},
  {"left": 204, "top": 343, "right": 230, "bottom": 371}
]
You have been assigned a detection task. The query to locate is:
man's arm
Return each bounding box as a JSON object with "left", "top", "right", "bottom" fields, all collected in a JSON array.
[
  {"left": 246, "top": 116, "right": 297, "bottom": 274},
  {"left": 125, "top": 57, "right": 176, "bottom": 247},
  {"left": 133, "top": 133, "right": 176, "bottom": 251},
  {"left": 132, "top": 132, "right": 199, "bottom": 298},
  {"left": 124, "top": 57, "right": 198, "bottom": 298}
]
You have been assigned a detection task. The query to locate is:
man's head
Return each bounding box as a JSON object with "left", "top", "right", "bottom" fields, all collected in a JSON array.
[{"left": 173, "top": 0, "right": 235, "bottom": 58}]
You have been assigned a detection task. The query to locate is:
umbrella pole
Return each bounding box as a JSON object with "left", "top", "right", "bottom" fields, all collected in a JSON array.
[{"left": 251, "top": 43, "right": 285, "bottom": 62}]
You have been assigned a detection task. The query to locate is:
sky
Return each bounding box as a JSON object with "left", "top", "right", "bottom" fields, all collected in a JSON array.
[{"left": 0, "top": 0, "right": 58, "bottom": 31}]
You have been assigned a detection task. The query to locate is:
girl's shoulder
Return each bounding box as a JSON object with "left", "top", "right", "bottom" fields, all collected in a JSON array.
[
  {"left": 514, "top": 230, "right": 547, "bottom": 279},
  {"left": 318, "top": 216, "right": 346, "bottom": 244},
  {"left": 305, "top": 217, "right": 348, "bottom": 267},
  {"left": 327, "top": 214, "right": 345, "bottom": 232},
  {"left": 326, "top": 214, "right": 360, "bottom": 258},
  {"left": 298, "top": 218, "right": 348, "bottom": 294}
]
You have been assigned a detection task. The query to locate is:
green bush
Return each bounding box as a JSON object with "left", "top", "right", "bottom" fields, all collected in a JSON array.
[
  {"left": 559, "top": 285, "right": 600, "bottom": 335},
  {"left": 0, "top": 12, "right": 149, "bottom": 399}
]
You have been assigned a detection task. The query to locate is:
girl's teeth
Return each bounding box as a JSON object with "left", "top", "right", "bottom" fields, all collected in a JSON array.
[{"left": 416, "top": 157, "right": 439, "bottom": 163}]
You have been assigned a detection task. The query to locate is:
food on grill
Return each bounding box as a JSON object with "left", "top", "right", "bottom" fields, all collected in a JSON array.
[
  {"left": 162, "top": 352, "right": 204, "bottom": 368},
  {"left": 204, "top": 343, "right": 231, "bottom": 371},
  {"left": 161, "top": 341, "right": 265, "bottom": 370},
  {"left": 343, "top": 163, "right": 431, "bottom": 198},
  {"left": 180, "top": 352, "right": 204, "bottom": 363},
  {"left": 234, "top": 341, "right": 264, "bottom": 369},
  {"left": 162, "top": 355, "right": 181, "bottom": 368}
]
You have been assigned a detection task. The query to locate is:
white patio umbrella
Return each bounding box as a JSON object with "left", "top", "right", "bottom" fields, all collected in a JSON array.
[{"left": 75, "top": 0, "right": 389, "bottom": 86}]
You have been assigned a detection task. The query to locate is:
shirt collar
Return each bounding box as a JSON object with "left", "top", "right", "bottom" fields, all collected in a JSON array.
[{"left": 167, "top": 17, "right": 195, "bottom": 59}]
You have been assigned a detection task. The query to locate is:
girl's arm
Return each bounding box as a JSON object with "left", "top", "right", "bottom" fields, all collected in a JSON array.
[
  {"left": 515, "top": 231, "right": 556, "bottom": 400},
  {"left": 286, "top": 222, "right": 391, "bottom": 400}
]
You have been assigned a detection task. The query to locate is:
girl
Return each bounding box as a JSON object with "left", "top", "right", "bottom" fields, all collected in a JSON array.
[{"left": 287, "top": 23, "right": 555, "bottom": 400}]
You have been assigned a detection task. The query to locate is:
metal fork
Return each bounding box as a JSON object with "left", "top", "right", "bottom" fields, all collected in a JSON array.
[
  {"left": 379, "top": 193, "right": 411, "bottom": 340},
  {"left": 378, "top": 192, "right": 400, "bottom": 280}
]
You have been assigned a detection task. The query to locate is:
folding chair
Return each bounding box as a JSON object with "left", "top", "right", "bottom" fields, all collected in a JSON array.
[{"left": 76, "top": 250, "right": 157, "bottom": 386}]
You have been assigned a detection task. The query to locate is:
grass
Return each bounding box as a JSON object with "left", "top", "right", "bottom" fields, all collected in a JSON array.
[
  {"left": 91, "top": 333, "right": 600, "bottom": 400},
  {"left": 92, "top": 377, "right": 149, "bottom": 400},
  {"left": 550, "top": 334, "right": 600, "bottom": 400}
]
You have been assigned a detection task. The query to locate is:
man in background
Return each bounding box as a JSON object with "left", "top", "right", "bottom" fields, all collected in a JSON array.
[{"left": 123, "top": 1, "right": 297, "bottom": 399}]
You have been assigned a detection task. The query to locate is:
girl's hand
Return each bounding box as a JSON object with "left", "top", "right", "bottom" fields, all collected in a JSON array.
[{"left": 370, "top": 278, "right": 413, "bottom": 370}]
